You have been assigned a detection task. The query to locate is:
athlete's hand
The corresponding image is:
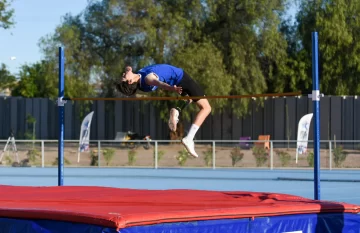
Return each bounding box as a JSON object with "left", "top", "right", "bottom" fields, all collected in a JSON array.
[{"left": 173, "top": 85, "right": 182, "bottom": 94}]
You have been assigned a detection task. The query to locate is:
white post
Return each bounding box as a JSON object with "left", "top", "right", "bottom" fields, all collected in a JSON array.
[
  {"left": 155, "top": 141, "right": 158, "bottom": 169},
  {"left": 270, "top": 141, "right": 273, "bottom": 170},
  {"left": 98, "top": 141, "right": 101, "bottom": 167},
  {"left": 329, "top": 141, "right": 332, "bottom": 170},
  {"left": 41, "top": 140, "right": 44, "bottom": 168},
  {"left": 212, "top": 141, "right": 216, "bottom": 169}
]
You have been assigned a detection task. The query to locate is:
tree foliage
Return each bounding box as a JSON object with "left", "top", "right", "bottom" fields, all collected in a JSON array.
[
  {"left": 205, "top": 0, "right": 289, "bottom": 114},
  {"left": 12, "top": 61, "right": 57, "bottom": 98},
  {"left": 32, "top": 0, "right": 291, "bottom": 119},
  {"left": 0, "top": 0, "right": 14, "bottom": 29},
  {"left": 284, "top": 0, "right": 360, "bottom": 95},
  {"left": 0, "top": 63, "right": 16, "bottom": 90}
]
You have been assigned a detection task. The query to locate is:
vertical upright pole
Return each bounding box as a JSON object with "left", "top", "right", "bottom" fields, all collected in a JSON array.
[
  {"left": 212, "top": 141, "right": 216, "bottom": 170},
  {"left": 270, "top": 141, "right": 274, "bottom": 170},
  {"left": 312, "top": 32, "right": 320, "bottom": 200},
  {"left": 154, "top": 141, "right": 158, "bottom": 169},
  {"left": 98, "top": 141, "right": 101, "bottom": 167},
  {"left": 329, "top": 141, "right": 332, "bottom": 170},
  {"left": 58, "top": 47, "right": 65, "bottom": 186},
  {"left": 41, "top": 140, "right": 44, "bottom": 168}
]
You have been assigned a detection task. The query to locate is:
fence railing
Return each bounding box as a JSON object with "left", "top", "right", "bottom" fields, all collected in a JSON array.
[{"left": 0, "top": 139, "right": 358, "bottom": 170}]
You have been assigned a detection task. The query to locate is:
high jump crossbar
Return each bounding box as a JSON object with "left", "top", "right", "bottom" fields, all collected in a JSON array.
[{"left": 64, "top": 92, "right": 302, "bottom": 101}]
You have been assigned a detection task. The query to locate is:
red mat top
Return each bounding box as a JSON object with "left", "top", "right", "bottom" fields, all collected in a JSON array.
[{"left": 0, "top": 185, "right": 358, "bottom": 230}]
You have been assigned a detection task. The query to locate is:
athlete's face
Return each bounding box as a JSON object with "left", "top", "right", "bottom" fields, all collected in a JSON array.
[
  {"left": 122, "top": 66, "right": 136, "bottom": 84},
  {"left": 122, "top": 71, "right": 136, "bottom": 84}
]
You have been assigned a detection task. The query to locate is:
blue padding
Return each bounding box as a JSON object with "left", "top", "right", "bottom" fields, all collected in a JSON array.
[
  {"left": 0, "top": 217, "right": 118, "bottom": 233},
  {"left": 1, "top": 213, "right": 360, "bottom": 233}
]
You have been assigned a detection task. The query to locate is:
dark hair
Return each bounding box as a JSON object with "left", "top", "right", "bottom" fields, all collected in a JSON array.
[{"left": 115, "top": 81, "right": 138, "bottom": 96}]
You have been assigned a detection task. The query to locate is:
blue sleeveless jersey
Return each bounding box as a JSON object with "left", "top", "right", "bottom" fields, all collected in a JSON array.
[{"left": 137, "top": 64, "right": 184, "bottom": 92}]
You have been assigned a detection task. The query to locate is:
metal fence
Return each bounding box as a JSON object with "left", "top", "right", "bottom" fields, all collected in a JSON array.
[
  {"left": 1, "top": 96, "right": 360, "bottom": 141},
  {"left": 0, "top": 139, "right": 358, "bottom": 170}
]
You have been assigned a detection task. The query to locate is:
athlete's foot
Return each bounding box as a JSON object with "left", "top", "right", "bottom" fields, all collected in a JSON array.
[
  {"left": 168, "top": 108, "right": 179, "bottom": 132},
  {"left": 181, "top": 137, "right": 198, "bottom": 158}
]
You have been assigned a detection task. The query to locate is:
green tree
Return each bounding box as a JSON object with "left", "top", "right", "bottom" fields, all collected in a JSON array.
[
  {"left": 278, "top": 8, "right": 312, "bottom": 94},
  {"left": 11, "top": 58, "right": 95, "bottom": 98},
  {"left": 0, "top": 63, "right": 16, "bottom": 91},
  {"left": 39, "top": 14, "right": 96, "bottom": 98},
  {"left": 78, "top": 0, "right": 206, "bottom": 97},
  {"left": 11, "top": 61, "right": 57, "bottom": 97},
  {"left": 204, "top": 0, "right": 290, "bottom": 115},
  {"left": 38, "top": 0, "right": 207, "bottom": 115},
  {"left": 0, "top": 0, "right": 14, "bottom": 29},
  {"left": 286, "top": 0, "right": 360, "bottom": 95},
  {"left": 79, "top": 1, "right": 136, "bottom": 97},
  {"left": 37, "top": 0, "right": 292, "bottom": 120}
]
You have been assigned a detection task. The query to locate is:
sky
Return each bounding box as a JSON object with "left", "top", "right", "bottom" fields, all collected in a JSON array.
[
  {"left": 0, "top": 0, "right": 89, "bottom": 76},
  {"left": 0, "top": 0, "right": 298, "bottom": 77}
]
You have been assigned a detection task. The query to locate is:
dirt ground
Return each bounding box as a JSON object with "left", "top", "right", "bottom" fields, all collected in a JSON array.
[{"left": 1, "top": 141, "right": 359, "bottom": 169}]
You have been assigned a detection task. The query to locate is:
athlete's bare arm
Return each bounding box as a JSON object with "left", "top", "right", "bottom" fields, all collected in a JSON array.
[{"left": 145, "top": 73, "right": 182, "bottom": 94}]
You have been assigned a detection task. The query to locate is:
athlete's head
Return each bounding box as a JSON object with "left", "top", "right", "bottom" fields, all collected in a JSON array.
[
  {"left": 115, "top": 80, "right": 138, "bottom": 96},
  {"left": 122, "top": 66, "right": 138, "bottom": 84},
  {"left": 115, "top": 66, "right": 139, "bottom": 96}
]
